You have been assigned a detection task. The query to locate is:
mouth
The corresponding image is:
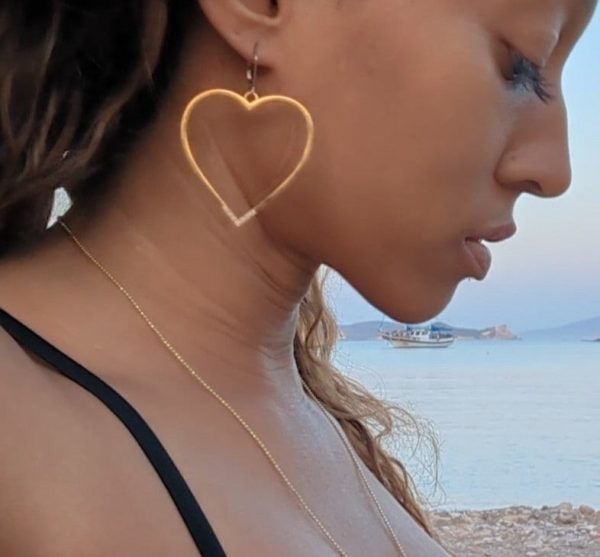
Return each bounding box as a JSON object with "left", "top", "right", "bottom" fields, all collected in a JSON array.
[{"left": 462, "top": 222, "right": 517, "bottom": 280}]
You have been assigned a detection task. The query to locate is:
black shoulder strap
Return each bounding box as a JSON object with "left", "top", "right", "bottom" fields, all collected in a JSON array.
[{"left": 0, "top": 308, "right": 227, "bottom": 557}]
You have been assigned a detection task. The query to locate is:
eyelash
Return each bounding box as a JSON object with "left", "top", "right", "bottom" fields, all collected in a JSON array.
[{"left": 509, "top": 51, "right": 553, "bottom": 103}]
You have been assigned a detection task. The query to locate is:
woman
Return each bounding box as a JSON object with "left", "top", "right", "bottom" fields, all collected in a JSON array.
[{"left": 0, "top": 1, "right": 595, "bottom": 555}]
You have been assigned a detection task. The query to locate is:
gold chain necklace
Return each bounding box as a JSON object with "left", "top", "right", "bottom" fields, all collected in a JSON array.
[{"left": 57, "top": 217, "right": 408, "bottom": 557}]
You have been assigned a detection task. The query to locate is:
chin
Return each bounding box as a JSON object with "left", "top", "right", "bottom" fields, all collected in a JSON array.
[{"left": 372, "top": 283, "right": 457, "bottom": 324}]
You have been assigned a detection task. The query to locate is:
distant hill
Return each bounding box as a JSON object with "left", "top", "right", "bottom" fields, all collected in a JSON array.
[
  {"left": 339, "top": 320, "right": 519, "bottom": 341},
  {"left": 520, "top": 316, "right": 600, "bottom": 341}
]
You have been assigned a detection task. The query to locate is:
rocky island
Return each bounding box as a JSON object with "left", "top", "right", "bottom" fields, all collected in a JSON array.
[{"left": 443, "top": 322, "right": 520, "bottom": 340}]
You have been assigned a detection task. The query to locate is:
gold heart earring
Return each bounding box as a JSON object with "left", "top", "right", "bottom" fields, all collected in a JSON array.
[{"left": 179, "top": 42, "right": 315, "bottom": 228}]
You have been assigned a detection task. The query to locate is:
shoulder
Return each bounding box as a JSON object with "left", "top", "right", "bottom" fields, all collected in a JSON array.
[
  {"left": 0, "top": 254, "right": 63, "bottom": 397},
  {"left": 0, "top": 325, "right": 57, "bottom": 457},
  {"left": 0, "top": 322, "right": 50, "bottom": 386},
  {"left": 1, "top": 326, "right": 36, "bottom": 422},
  {"left": 0, "top": 327, "right": 58, "bottom": 552},
  {"left": 0, "top": 325, "right": 37, "bottom": 393}
]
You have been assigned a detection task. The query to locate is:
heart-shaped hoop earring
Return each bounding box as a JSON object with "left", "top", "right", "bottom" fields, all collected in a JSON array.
[{"left": 179, "top": 43, "right": 315, "bottom": 228}]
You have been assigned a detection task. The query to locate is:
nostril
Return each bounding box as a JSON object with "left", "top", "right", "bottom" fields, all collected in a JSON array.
[{"left": 521, "top": 180, "right": 543, "bottom": 196}]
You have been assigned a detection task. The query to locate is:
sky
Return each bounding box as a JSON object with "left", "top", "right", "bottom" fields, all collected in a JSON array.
[{"left": 326, "top": 12, "right": 600, "bottom": 333}]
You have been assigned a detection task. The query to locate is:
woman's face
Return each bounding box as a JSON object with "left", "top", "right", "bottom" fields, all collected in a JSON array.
[{"left": 209, "top": 0, "right": 597, "bottom": 323}]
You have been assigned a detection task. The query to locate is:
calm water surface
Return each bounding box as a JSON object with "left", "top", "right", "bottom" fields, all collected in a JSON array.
[{"left": 334, "top": 339, "right": 600, "bottom": 510}]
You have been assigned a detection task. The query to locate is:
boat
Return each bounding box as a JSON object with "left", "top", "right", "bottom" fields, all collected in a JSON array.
[{"left": 380, "top": 324, "right": 455, "bottom": 349}]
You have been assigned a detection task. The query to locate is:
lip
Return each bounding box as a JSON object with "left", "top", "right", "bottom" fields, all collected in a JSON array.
[
  {"left": 462, "top": 222, "right": 517, "bottom": 280},
  {"left": 466, "top": 222, "right": 517, "bottom": 243},
  {"left": 462, "top": 239, "right": 492, "bottom": 280}
]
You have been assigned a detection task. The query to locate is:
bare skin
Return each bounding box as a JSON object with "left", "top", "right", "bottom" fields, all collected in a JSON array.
[{"left": 0, "top": 0, "right": 596, "bottom": 555}]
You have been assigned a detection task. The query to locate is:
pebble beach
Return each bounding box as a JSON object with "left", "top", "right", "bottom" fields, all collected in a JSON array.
[{"left": 432, "top": 503, "right": 600, "bottom": 557}]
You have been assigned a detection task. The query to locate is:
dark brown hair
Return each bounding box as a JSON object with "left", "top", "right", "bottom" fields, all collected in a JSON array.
[
  {"left": 0, "top": 0, "right": 194, "bottom": 254},
  {"left": 0, "top": 0, "right": 443, "bottom": 544}
]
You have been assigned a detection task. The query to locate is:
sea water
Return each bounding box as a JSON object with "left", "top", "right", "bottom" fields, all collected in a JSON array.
[{"left": 333, "top": 339, "right": 600, "bottom": 511}]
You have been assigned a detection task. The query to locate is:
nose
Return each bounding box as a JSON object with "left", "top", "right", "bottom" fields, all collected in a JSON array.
[{"left": 495, "top": 95, "right": 572, "bottom": 198}]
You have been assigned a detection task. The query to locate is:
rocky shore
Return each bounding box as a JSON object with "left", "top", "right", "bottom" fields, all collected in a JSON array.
[{"left": 431, "top": 503, "right": 600, "bottom": 557}]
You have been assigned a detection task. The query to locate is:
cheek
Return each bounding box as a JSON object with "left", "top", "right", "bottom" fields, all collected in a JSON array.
[
  {"left": 319, "top": 16, "right": 508, "bottom": 244},
  {"left": 298, "top": 10, "right": 513, "bottom": 319}
]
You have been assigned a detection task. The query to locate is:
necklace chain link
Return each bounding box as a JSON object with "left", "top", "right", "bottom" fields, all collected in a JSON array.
[{"left": 57, "top": 217, "right": 408, "bottom": 557}]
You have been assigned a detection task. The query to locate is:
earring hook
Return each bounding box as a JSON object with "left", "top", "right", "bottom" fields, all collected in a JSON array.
[{"left": 244, "top": 42, "right": 260, "bottom": 102}]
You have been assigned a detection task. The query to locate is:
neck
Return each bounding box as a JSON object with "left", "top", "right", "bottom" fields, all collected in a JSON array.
[{"left": 56, "top": 89, "right": 319, "bottom": 402}]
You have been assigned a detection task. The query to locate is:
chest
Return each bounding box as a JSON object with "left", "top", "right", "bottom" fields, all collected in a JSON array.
[{"left": 1, "top": 364, "right": 450, "bottom": 557}]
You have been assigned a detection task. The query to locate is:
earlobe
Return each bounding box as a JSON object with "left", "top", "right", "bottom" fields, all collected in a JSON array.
[{"left": 197, "top": 0, "right": 282, "bottom": 65}]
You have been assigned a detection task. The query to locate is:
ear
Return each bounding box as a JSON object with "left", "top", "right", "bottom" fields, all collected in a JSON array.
[{"left": 197, "top": 0, "right": 287, "bottom": 66}]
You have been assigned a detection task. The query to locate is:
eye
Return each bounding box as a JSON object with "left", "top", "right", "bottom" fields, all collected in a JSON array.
[{"left": 507, "top": 50, "right": 553, "bottom": 103}]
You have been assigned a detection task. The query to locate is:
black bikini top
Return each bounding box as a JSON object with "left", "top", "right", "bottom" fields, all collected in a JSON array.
[{"left": 0, "top": 307, "right": 227, "bottom": 557}]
